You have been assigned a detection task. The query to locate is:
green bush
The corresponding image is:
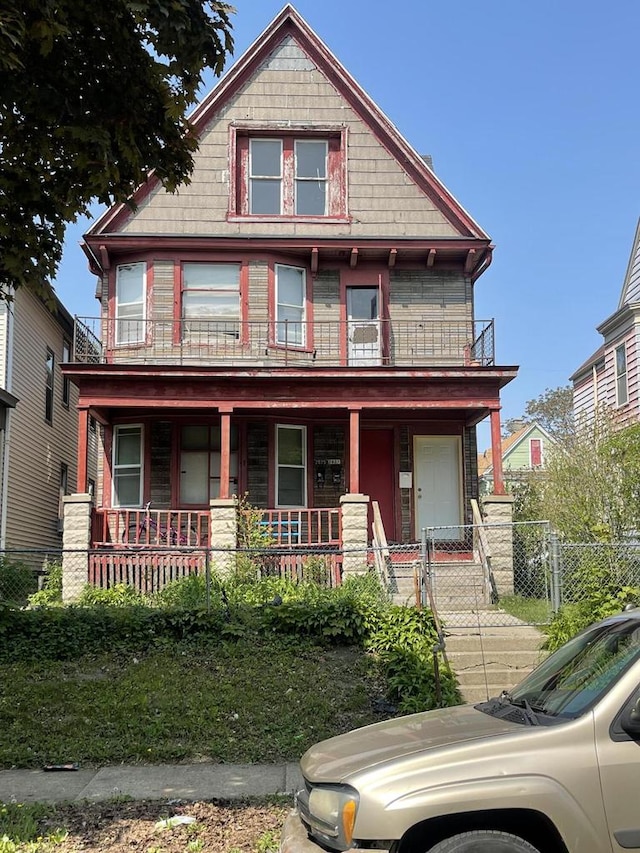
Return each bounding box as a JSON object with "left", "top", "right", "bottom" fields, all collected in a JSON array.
[
  {"left": 28, "top": 560, "right": 62, "bottom": 607},
  {"left": 0, "top": 558, "right": 39, "bottom": 607}
]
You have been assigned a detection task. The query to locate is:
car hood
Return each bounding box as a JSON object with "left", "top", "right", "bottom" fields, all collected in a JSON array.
[{"left": 301, "top": 703, "right": 525, "bottom": 783}]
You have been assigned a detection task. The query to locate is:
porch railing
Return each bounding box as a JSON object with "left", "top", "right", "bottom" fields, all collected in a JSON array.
[
  {"left": 73, "top": 317, "right": 495, "bottom": 368},
  {"left": 91, "top": 506, "right": 340, "bottom": 548}
]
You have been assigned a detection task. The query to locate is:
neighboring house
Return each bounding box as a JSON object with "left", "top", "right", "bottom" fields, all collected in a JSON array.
[
  {"left": 63, "top": 5, "right": 517, "bottom": 549},
  {"left": 478, "top": 422, "right": 555, "bottom": 495},
  {"left": 0, "top": 287, "right": 98, "bottom": 554},
  {"left": 572, "top": 218, "right": 640, "bottom": 425}
]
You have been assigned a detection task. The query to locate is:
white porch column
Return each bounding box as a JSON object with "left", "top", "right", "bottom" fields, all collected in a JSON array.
[
  {"left": 62, "top": 493, "right": 92, "bottom": 602},
  {"left": 209, "top": 497, "right": 237, "bottom": 577},
  {"left": 481, "top": 494, "right": 515, "bottom": 595},
  {"left": 340, "top": 493, "right": 370, "bottom": 576}
]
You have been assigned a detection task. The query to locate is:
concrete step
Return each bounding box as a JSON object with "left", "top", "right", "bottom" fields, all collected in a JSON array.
[{"left": 445, "top": 649, "right": 543, "bottom": 669}]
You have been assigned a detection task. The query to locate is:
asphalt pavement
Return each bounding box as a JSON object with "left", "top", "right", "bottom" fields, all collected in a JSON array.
[{"left": 0, "top": 763, "right": 304, "bottom": 804}]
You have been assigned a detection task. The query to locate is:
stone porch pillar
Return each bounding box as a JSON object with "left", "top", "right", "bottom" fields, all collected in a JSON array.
[
  {"left": 62, "top": 493, "right": 92, "bottom": 602},
  {"left": 340, "top": 493, "right": 370, "bottom": 576},
  {"left": 209, "top": 497, "right": 237, "bottom": 577},
  {"left": 481, "top": 493, "right": 515, "bottom": 595}
]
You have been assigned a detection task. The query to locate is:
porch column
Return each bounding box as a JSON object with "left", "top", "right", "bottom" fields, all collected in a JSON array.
[
  {"left": 209, "top": 497, "right": 237, "bottom": 577},
  {"left": 349, "top": 408, "right": 361, "bottom": 493},
  {"left": 340, "top": 493, "right": 369, "bottom": 576},
  {"left": 76, "top": 408, "right": 89, "bottom": 493},
  {"left": 219, "top": 408, "right": 232, "bottom": 500},
  {"left": 62, "top": 493, "right": 92, "bottom": 602},
  {"left": 481, "top": 494, "right": 515, "bottom": 595},
  {"left": 490, "top": 407, "right": 505, "bottom": 495}
]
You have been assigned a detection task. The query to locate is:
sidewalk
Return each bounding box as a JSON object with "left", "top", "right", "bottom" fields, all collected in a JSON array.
[{"left": 0, "top": 763, "right": 304, "bottom": 804}]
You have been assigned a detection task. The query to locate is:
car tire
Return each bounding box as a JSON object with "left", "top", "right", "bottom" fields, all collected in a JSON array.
[{"left": 427, "top": 830, "right": 541, "bottom": 853}]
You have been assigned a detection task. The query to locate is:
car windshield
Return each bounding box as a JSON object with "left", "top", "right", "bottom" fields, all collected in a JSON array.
[{"left": 506, "top": 617, "right": 640, "bottom": 720}]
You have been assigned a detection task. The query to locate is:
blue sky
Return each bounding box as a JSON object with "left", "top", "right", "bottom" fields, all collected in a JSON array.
[{"left": 54, "top": 1, "right": 640, "bottom": 448}]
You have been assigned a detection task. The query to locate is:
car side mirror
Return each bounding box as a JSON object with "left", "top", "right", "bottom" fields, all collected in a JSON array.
[{"left": 620, "top": 698, "right": 640, "bottom": 737}]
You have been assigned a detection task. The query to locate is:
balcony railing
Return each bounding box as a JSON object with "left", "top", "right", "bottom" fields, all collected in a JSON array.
[{"left": 73, "top": 317, "right": 495, "bottom": 368}]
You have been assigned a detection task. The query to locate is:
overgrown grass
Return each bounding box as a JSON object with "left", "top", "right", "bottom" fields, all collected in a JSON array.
[
  {"left": 0, "top": 636, "right": 387, "bottom": 768},
  {"left": 496, "top": 594, "right": 553, "bottom": 625}
]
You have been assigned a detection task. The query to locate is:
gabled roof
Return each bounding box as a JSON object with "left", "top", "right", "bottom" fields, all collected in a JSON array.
[
  {"left": 88, "top": 4, "right": 489, "bottom": 242},
  {"left": 618, "top": 217, "right": 640, "bottom": 309},
  {"left": 478, "top": 421, "right": 555, "bottom": 477}
]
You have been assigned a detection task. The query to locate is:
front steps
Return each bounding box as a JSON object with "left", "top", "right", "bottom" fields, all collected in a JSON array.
[
  {"left": 441, "top": 622, "right": 547, "bottom": 704},
  {"left": 389, "top": 559, "right": 489, "bottom": 611}
]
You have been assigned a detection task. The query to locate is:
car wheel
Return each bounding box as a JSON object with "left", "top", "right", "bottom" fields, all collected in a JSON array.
[{"left": 427, "top": 830, "right": 541, "bottom": 853}]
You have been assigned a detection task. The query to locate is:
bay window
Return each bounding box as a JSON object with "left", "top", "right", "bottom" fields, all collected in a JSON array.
[
  {"left": 277, "top": 425, "right": 306, "bottom": 507},
  {"left": 182, "top": 263, "right": 241, "bottom": 338},
  {"left": 276, "top": 264, "right": 306, "bottom": 347},
  {"left": 115, "top": 262, "right": 146, "bottom": 345}
]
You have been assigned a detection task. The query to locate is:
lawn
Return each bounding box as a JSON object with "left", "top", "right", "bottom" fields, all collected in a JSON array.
[{"left": 0, "top": 636, "right": 391, "bottom": 769}]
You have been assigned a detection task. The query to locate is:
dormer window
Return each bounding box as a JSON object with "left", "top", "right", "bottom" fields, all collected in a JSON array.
[{"left": 231, "top": 127, "right": 347, "bottom": 220}]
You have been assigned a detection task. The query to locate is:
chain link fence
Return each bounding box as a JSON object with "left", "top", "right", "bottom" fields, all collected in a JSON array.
[{"left": 2, "top": 532, "right": 640, "bottom": 626}]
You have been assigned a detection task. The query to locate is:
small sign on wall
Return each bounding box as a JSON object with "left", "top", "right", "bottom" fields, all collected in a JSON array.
[{"left": 399, "top": 471, "right": 413, "bottom": 489}]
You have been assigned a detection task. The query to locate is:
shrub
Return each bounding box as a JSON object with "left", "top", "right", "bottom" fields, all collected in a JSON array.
[
  {"left": 0, "top": 558, "right": 39, "bottom": 607},
  {"left": 77, "top": 583, "right": 147, "bottom": 607},
  {"left": 28, "top": 560, "right": 63, "bottom": 607}
]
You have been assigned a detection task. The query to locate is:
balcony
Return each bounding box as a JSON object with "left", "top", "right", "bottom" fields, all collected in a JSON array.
[{"left": 73, "top": 317, "right": 495, "bottom": 368}]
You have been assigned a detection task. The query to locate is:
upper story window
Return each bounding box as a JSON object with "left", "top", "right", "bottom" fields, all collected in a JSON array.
[
  {"left": 45, "top": 348, "right": 54, "bottom": 424},
  {"left": 62, "top": 339, "right": 71, "bottom": 406},
  {"left": 231, "top": 128, "right": 347, "bottom": 220},
  {"left": 616, "top": 343, "right": 628, "bottom": 406},
  {"left": 115, "top": 262, "right": 146, "bottom": 345},
  {"left": 275, "top": 265, "right": 306, "bottom": 347},
  {"left": 182, "top": 263, "right": 241, "bottom": 338},
  {"left": 530, "top": 438, "right": 542, "bottom": 467}
]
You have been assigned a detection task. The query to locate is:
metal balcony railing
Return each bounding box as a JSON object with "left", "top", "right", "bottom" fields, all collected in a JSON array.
[{"left": 73, "top": 317, "right": 495, "bottom": 368}]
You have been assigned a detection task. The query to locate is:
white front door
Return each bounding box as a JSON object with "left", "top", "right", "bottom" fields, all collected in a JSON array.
[
  {"left": 414, "top": 436, "right": 462, "bottom": 540},
  {"left": 347, "top": 287, "right": 381, "bottom": 366}
]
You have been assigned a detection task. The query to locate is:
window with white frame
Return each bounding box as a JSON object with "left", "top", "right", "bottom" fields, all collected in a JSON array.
[
  {"left": 245, "top": 137, "right": 331, "bottom": 217},
  {"left": 115, "top": 262, "right": 146, "bottom": 345},
  {"left": 62, "top": 339, "right": 71, "bottom": 406},
  {"left": 45, "top": 348, "right": 54, "bottom": 424},
  {"left": 179, "top": 424, "right": 239, "bottom": 505},
  {"left": 276, "top": 425, "right": 306, "bottom": 507},
  {"left": 275, "top": 265, "right": 306, "bottom": 347},
  {"left": 616, "top": 343, "right": 628, "bottom": 406},
  {"left": 112, "top": 425, "right": 143, "bottom": 507},
  {"left": 182, "top": 263, "right": 241, "bottom": 338}
]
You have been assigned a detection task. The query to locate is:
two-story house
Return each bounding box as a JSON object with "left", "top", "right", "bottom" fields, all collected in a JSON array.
[
  {"left": 572, "top": 218, "right": 640, "bottom": 424},
  {"left": 63, "top": 5, "right": 517, "bottom": 560},
  {"left": 0, "top": 287, "right": 96, "bottom": 557}
]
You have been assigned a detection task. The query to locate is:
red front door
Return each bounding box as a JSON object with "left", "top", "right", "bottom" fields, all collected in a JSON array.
[{"left": 359, "top": 428, "right": 396, "bottom": 541}]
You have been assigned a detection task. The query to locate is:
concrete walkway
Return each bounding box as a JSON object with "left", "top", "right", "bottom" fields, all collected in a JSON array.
[{"left": 0, "top": 763, "right": 304, "bottom": 804}]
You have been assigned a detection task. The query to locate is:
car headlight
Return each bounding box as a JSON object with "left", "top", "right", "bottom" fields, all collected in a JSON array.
[{"left": 305, "top": 784, "right": 359, "bottom": 848}]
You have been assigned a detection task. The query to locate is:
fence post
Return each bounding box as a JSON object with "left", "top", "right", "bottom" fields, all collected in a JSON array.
[
  {"left": 340, "top": 494, "right": 370, "bottom": 576},
  {"left": 549, "top": 531, "right": 561, "bottom": 612},
  {"left": 209, "top": 497, "right": 237, "bottom": 577},
  {"left": 62, "top": 493, "right": 92, "bottom": 602}
]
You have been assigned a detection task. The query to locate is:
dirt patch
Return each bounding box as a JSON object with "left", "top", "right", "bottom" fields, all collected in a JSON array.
[{"left": 36, "top": 798, "right": 290, "bottom": 852}]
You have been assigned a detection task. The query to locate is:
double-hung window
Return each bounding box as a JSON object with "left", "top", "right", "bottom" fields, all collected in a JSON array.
[
  {"left": 115, "top": 262, "right": 146, "bottom": 345},
  {"left": 275, "top": 265, "right": 306, "bottom": 347},
  {"left": 234, "top": 131, "right": 344, "bottom": 218},
  {"left": 182, "top": 263, "right": 241, "bottom": 339},
  {"left": 45, "top": 348, "right": 54, "bottom": 424},
  {"left": 616, "top": 343, "right": 628, "bottom": 406},
  {"left": 112, "top": 425, "right": 143, "bottom": 507},
  {"left": 276, "top": 425, "right": 306, "bottom": 507}
]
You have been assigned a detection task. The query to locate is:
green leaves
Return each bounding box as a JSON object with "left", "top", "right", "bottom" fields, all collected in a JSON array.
[{"left": 0, "top": 0, "right": 234, "bottom": 298}]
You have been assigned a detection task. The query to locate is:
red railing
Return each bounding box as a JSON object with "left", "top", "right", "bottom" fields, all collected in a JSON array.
[
  {"left": 256, "top": 508, "right": 341, "bottom": 546},
  {"left": 92, "top": 506, "right": 210, "bottom": 547}
]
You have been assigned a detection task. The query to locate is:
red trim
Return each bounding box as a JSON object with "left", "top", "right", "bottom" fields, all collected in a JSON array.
[
  {"left": 103, "top": 426, "right": 113, "bottom": 508},
  {"left": 349, "top": 409, "right": 360, "bottom": 492},
  {"left": 77, "top": 409, "right": 89, "bottom": 492},
  {"left": 87, "top": 10, "right": 488, "bottom": 241},
  {"left": 219, "top": 411, "right": 231, "bottom": 500},
  {"left": 490, "top": 408, "right": 505, "bottom": 495}
]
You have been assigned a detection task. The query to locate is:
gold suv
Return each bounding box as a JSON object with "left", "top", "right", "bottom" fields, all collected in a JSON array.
[{"left": 281, "top": 608, "right": 640, "bottom": 853}]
